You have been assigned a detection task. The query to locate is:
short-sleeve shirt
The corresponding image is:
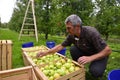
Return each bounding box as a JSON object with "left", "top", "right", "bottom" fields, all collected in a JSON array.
[{"left": 61, "top": 26, "right": 107, "bottom": 55}]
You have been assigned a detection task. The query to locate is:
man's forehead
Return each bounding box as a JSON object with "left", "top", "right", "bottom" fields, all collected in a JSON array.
[{"left": 66, "top": 22, "right": 72, "bottom": 25}]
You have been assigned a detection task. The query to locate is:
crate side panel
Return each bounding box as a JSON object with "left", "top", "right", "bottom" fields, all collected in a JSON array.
[
  {"left": 2, "top": 73, "right": 29, "bottom": 80},
  {"left": 22, "top": 52, "right": 36, "bottom": 66},
  {"left": 70, "top": 72, "right": 85, "bottom": 80},
  {"left": 22, "top": 52, "right": 31, "bottom": 66}
]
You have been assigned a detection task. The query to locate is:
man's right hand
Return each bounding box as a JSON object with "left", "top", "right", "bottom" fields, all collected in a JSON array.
[{"left": 36, "top": 52, "right": 48, "bottom": 58}]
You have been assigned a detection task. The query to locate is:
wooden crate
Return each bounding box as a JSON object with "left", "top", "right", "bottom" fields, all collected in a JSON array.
[
  {"left": 22, "top": 46, "right": 85, "bottom": 80},
  {"left": 33, "top": 61, "right": 85, "bottom": 80},
  {"left": 0, "top": 66, "right": 37, "bottom": 80},
  {"left": 0, "top": 40, "right": 12, "bottom": 71}
]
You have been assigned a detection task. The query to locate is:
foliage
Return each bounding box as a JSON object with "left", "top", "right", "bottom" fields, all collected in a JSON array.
[
  {"left": 7, "top": 0, "right": 120, "bottom": 41},
  {"left": 8, "top": 1, "right": 27, "bottom": 32},
  {"left": 94, "top": 0, "right": 120, "bottom": 40},
  {"left": 8, "top": 0, "right": 94, "bottom": 40}
]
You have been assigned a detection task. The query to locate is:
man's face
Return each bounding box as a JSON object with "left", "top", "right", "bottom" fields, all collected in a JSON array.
[
  {"left": 66, "top": 22, "right": 80, "bottom": 36},
  {"left": 66, "top": 22, "right": 74, "bottom": 35}
]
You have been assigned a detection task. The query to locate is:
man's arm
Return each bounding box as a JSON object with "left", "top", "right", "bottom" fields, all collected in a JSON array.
[
  {"left": 37, "top": 44, "right": 64, "bottom": 57},
  {"left": 78, "top": 45, "right": 112, "bottom": 64},
  {"left": 89, "top": 45, "right": 112, "bottom": 61}
]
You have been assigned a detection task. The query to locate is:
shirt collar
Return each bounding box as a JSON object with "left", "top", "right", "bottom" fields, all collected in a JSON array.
[{"left": 74, "top": 27, "right": 84, "bottom": 39}]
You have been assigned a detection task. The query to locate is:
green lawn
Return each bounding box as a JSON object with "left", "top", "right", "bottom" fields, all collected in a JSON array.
[{"left": 0, "top": 28, "right": 120, "bottom": 80}]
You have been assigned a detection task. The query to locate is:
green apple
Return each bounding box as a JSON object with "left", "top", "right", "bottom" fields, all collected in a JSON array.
[
  {"left": 44, "top": 65, "right": 50, "bottom": 70},
  {"left": 49, "top": 76, "right": 54, "bottom": 80},
  {"left": 64, "top": 63, "right": 71, "bottom": 69},
  {"left": 75, "top": 66, "right": 80, "bottom": 71},
  {"left": 65, "top": 70, "right": 70, "bottom": 75},
  {"left": 67, "top": 59, "right": 72, "bottom": 63},
  {"left": 42, "top": 70, "right": 49, "bottom": 76},
  {"left": 32, "top": 58, "right": 37, "bottom": 63},
  {"left": 40, "top": 67, "right": 44, "bottom": 71},
  {"left": 61, "top": 59, "right": 66, "bottom": 64},
  {"left": 56, "top": 62, "right": 62, "bottom": 68},
  {"left": 69, "top": 66, "right": 75, "bottom": 72},
  {"left": 49, "top": 64, "right": 54, "bottom": 69},
  {"left": 53, "top": 73, "right": 60, "bottom": 79},
  {"left": 61, "top": 66, "right": 66, "bottom": 71},
  {"left": 57, "top": 69, "right": 66, "bottom": 76},
  {"left": 49, "top": 70, "right": 55, "bottom": 76}
]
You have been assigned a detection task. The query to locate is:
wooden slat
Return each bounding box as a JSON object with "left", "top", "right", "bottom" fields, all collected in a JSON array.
[
  {"left": 27, "top": 11, "right": 33, "bottom": 14},
  {"left": 0, "top": 66, "right": 31, "bottom": 76},
  {"left": 70, "top": 72, "right": 85, "bottom": 80},
  {"left": 6, "top": 40, "right": 12, "bottom": 69},
  {"left": 21, "top": 34, "right": 35, "bottom": 37},
  {"left": 0, "top": 40, "right": 2, "bottom": 70},
  {"left": 24, "top": 23, "right": 34, "bottom": 26},
  {"left": 26, "top": 18, "right": 33, "bottom": 20},
  {"left": 1, "top": 40, "right": 7, "bottom": 70},
  {"left": 22, "top": 29, "right": 35, "bottom": 31}
]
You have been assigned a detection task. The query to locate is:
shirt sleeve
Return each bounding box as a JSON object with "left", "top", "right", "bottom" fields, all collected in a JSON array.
[{"left": 61, "top": 35, "right": 73, "bottom": 47}]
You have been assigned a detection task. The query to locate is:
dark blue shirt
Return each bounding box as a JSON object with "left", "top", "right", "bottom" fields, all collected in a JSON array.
[{"left": 62, "top": 26, "right": 107, "bottom": 55}]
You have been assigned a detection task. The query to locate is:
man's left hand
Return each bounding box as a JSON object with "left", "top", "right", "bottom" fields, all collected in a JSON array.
[{"left": 77, "top": 56, "right": 93, "bottom": 65}]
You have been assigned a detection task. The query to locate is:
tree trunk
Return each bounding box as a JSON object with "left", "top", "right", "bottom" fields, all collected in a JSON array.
[
  {"left": 45, "top": 33, "right": 48, "bottom": 39},
  {"left": 105, "top": 33, "right": 109, "bottom": 41}
]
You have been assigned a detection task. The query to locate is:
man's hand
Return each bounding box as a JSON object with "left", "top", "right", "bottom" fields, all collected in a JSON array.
[
  {"left": 36, "top": 52, "right": 48, "bottom": 58},
  {"left": 77, "top": 56, "right": 93, "bottom": 65}
]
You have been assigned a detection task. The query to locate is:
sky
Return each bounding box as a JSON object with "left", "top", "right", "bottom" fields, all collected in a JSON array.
[{"left": 0, "top": 0, "right": 16, "bottom": 23}]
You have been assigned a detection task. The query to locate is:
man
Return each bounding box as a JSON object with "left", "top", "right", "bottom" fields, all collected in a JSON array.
[{"left": 37, "top": 14, "right": 112, "bottom": 79}]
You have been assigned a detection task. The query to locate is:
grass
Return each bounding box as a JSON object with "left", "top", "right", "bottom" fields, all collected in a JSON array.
[{"left": 0, "top": 28, "right": 120, "bottom": 80}]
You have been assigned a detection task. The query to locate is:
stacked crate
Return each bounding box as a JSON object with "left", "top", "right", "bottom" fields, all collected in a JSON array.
[
  {"left": 0, "top": 40, "right": 12, "bottom": 71},
  {"left": 22, "top": 46, "right": 85, "bottom": 80}
]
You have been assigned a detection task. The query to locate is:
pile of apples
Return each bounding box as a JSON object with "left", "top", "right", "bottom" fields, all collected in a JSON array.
[
  {"left": 27, "top": 53, "right": 80, "bottom": 80},
  {"left": 32, "top": 54, "right": 63, "bottom": 65},
  {"left": 40, "top": 58, "right": 80, "bottom": 80}
]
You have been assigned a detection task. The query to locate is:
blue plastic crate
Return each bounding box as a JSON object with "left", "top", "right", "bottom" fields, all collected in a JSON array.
[
  {"left": 46, "top": 41, "right": 55, "bottom": 49},
  {"left": 58, "top": 48, "right": 66, "bottom": 56},
  {"left": 108, "top": 69, "right": 120, "bottom": 80},
  {"left": 22, "top": 42, "right": 34, "bottom": 48}
]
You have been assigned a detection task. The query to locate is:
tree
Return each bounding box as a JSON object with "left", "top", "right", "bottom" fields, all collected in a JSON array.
[
  {"left": 94, "top": 0, "right": 120, "bottom": 40},
  {"left": 8, "top": 0, "right": 27, "bottom": 32}
]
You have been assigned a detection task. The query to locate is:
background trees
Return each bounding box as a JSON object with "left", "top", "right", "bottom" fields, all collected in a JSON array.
[
  {"left": 7, "top": 0, "right": 120, "bottom": 40},
  {"left": 94, "top": 0, "right": 120, "bottom": 40}
]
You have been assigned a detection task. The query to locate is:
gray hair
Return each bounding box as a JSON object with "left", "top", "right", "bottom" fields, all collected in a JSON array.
[{"left": 65, "top": 14, "right": 82, "bottom": 27}]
